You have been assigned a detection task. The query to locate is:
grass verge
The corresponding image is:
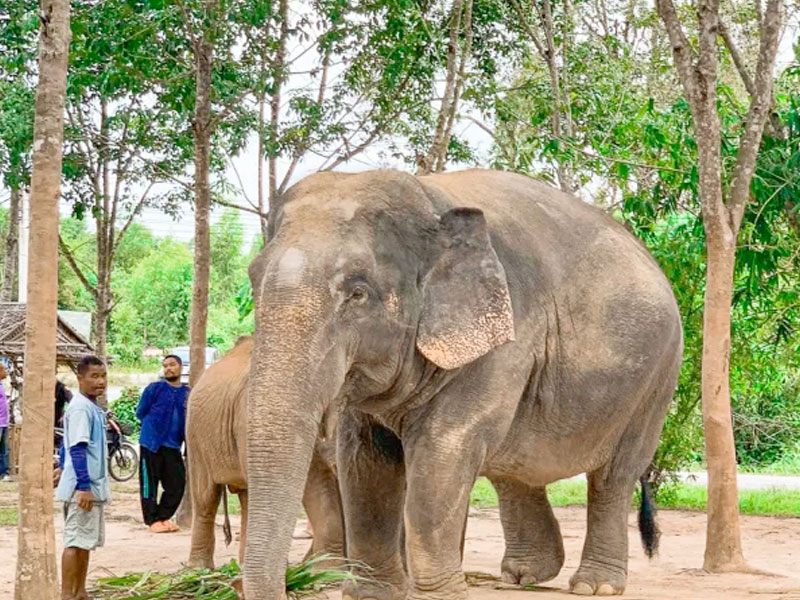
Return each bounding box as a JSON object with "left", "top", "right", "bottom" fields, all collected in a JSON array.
[
  {"left": 0, "top": 507, "right": 17, "bottom": 526},
  {"left": 470, "top": 477, "right": 800, "bottom": 516},
  {"left": 470, "top": 478, "right": 587, "bottom": 508}
]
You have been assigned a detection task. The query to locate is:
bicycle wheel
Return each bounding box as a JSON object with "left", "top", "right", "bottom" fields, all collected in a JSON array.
[{"left": 108, "top": 443, "right": 139, "bottom": 482}]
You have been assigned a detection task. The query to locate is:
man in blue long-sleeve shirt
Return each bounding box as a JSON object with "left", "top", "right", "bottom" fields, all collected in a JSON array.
[
  {"left": 55, "top": 355, "right": 110, "bottom": 600},
  {"left": 137, "top": 354, "right": 189, "bottom": 533}
]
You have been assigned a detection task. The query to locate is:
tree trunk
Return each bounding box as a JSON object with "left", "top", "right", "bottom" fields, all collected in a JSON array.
[
  {"left": 541, "top": 0, "right": 572, "bottom": 192},
  {"left": 257, "top": 94, "right": 268, "bottom": 242},
  {"left": 93, "top": 275, "right": 110, "bottom": 360},
  {"left": 181, "top": 16, "right": 214, "bottom": 531},
  {"left": 268, "top": 0, "right": 288, "bottom": 211},
  {"left": 93, "top": 285, "right": 111, "bottom": 408},
  {"left": 701, "top": 231, "right": 745, "bottom": 571},
  {"left": 436, "top": 0, "right": 473, "bottom": 173},
  {"left": 15, "top": 0, "right": 70, "bottom": 597},
  {"left": 1, "top": 186, "right": 21, "bottom": 302},
  {"left": 189, "top": 36, "right": 213, "bottom": 391},
  {"left": 419, "top": 0, "right": 464, "bottom": 175}
]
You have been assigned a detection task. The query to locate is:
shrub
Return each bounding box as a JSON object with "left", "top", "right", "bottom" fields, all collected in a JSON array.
[{"left": 110, "top": 386, "right": 142, "bottom": 435}]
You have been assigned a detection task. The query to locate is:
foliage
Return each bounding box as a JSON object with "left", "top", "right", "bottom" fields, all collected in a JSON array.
[
  {"left": 90, "top": 557, "right": 356, "bottom": 599},
  {"left": 488, "top": 3, "right": 800, "bottom": 478},
  {"left": 113, "top": 239, "right": 194, "bottom": 352},
  {"left": 109, "top": 387, "right": 143, "bottom": 436}
]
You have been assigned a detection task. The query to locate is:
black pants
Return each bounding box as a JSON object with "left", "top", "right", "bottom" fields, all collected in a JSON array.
[{"left": 139, "top": 446, "right": 185, "bottom": 525}]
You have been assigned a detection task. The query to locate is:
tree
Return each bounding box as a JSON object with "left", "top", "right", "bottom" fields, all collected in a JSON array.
[
  {"left": 0, "top": 79, "right": 35, "bottom": 301},
  {"left": 419, "top": 0, "right": 474, "bottom": 174},
  {"left": 505, "top": 0, "right": 576, "bottom": 190},
  {"left": 1, "top": 186, "right": 21, "bottom": 301},
  {"left": 14, "top": 0, "right": 70, "bottom": 597},
  {"left": 56, "top": 0, "right": 196, "bottom": 363},
  {"left": 655, "top": 0, "right": 785, "bottom": 571}
]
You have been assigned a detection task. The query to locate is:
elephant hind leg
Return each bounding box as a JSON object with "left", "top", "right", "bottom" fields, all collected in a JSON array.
[
  {"left": 188, "top": 475, "right": 222, "bottom": 569},
  {"left": 489, "top": 476, "right": 565, "bottom": 586},
  {"left": 570, "top": 389, "right": 671, "bottom": 596}
]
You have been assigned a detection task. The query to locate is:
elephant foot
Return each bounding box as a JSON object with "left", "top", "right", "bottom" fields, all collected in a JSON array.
[
  {"left": 342, "top": 579, "right": 405, "bottom": 600},
  {"left": 187, "top": 554, "right": 215, "bottom": 570},
  {"left": 501, "top": 549, "right": 564, "bottom": 586},
  {"left": 230, "top": 576, "right": 244, "bottom": 599},
  {"left": 569, "top": 563, "right": 626, "bottom": 596}
]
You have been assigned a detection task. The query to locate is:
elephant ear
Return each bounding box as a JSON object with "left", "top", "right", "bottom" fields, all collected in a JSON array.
[{"left": 417, "top": 207, "right": 515, "bottom": 370}]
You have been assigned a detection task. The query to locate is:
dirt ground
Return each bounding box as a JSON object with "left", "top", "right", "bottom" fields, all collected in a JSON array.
[{"left": 1, "top": 482, "right": 799, "bottom": 600}]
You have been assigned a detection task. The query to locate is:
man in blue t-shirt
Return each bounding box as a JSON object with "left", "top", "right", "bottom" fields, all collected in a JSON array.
[
  {"left": 55, "top": 355, "right": 111, "bottom": 600},
  {"left": 137, "top": 354, "right": 189, "bottom": 533}
]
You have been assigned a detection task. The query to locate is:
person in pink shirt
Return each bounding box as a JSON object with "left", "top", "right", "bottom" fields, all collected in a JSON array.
[{"left": 0, "top": 361, "right": 10, "bottom": 481}]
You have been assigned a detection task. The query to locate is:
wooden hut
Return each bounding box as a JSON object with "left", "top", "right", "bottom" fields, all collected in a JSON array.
[{"left": 0, "top": 302, "right": 95, "bottom": 476}]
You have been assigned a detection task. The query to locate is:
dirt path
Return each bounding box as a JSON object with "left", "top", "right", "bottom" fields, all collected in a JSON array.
[{"left": 1, "top": 484, "right": 799, "bottom": 599}]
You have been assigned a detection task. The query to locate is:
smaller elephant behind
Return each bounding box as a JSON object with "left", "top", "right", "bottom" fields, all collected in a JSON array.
[{"left": 186, "top": 336, "right": 345, "bottom": 568}]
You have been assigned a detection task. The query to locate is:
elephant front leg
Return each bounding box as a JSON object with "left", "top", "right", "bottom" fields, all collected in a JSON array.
[
  {"left": 403, "top": 438, "right": 484, "bottom": 600},
  {"left": 489, "top": 476, "right": 565, "bottom": 586},
  {"left": 570, "top": 471, "right": 636, "bottom": 596},
  {"left": 303, "top": 445, "right": 345, "bottom": 562},
  {"left": 338, "top": 411, "right": 407, "bottom": 600}
]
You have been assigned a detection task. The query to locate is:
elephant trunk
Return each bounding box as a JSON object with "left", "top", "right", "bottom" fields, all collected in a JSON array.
[{"left": 242, "top": 321, "right": 334, "bottom": 600}]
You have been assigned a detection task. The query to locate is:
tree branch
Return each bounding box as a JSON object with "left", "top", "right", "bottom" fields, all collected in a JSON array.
[
  {"left": 59, "top": 235, "right": 97, "bottom": 298},
  {"left": 110, "top": 182, "right": 155, "bottom": 259},
  {"left": 277, "top": 47, "right": 331, "bottom": 195},
  {"left": 655, "top": 0, "right": 700, "bottom": 108},
  {"left": 508, "top": 0, "right": 547, "bottom": 59},
  {"left": 420, "top": 0, "right": 465, "bottom": 174},
  {"left": 215, "top": 197, "right": 268, "bottom": 217},
  {"left": 719, "top": 21, "right": 756, "bottom": 97},
  {"left": 727, "top": 0, "right": 785, "bottom": 231}
]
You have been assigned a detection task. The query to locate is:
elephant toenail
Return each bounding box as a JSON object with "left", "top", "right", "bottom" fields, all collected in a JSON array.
[
  {"left": 572, "top": 581, "right": 595, "bottom": 595},
  {"left": 596, "top": 583, "right": 616, "bottom": 596}
]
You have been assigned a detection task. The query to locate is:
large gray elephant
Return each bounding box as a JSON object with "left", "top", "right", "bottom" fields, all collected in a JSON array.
[
  {"left": 185, "top": 336, "right": 344, "bottom": 568},
  {"left": 243, "top": 169, "right": 683, "bottom": 600}
]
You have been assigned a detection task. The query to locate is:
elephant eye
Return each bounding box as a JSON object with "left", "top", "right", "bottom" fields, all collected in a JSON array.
[{"left": 347, "top": 284, "right": 370, "bottom": 305}]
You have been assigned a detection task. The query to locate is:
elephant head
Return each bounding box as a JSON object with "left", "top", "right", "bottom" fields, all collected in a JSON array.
[{"left": 243, "top": 170, "right": 514, "bottom": 599}]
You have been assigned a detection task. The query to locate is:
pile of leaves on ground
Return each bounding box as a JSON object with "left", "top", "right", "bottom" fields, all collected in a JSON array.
[{"left": 90, "top": 556, "right": 357, "bottom": 599}]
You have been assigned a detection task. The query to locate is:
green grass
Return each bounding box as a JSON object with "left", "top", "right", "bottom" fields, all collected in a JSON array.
[
  {"left": 470, "top": 478, "right": 587, "bottom": 508},
  {"left": 470, "top": 478, "right": 800, "bottom": 517},
  {"left": 662, "top": 484, "right": 800, "bottom": 515},
  {"left": 0, "top": 507, "right": 17, "bottom": 526},
  {"left": 215, "top": 491, "right": 242, "bottom": 516}
]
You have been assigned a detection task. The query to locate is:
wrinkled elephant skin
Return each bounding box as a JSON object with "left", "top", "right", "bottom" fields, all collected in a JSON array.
[
  {"left": 185, "top": 336, "right": 344, "bottom": 570},
  {"left": 243, "top": 169, "right": 683, "bottom": 600}
]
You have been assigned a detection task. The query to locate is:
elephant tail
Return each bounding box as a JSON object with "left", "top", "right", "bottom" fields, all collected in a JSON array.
[
  {"left": 638, "top": 474, "right": 660, "bottom": 558},
  {"left": 221, "top": 485, "right": 232, "bottom": 547}
]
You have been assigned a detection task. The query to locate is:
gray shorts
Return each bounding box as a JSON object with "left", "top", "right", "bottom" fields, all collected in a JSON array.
[{"left": 63, "top": 497, "right": 105, "bottom": 550}]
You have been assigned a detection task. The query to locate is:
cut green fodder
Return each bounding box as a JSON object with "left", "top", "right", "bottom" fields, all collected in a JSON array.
[{"left": 90, "top": 557, "right": 357, "bottom": 599}]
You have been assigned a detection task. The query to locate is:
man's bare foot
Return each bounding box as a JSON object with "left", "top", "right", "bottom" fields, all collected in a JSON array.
[
  {"left": 165, "top": 520, "right": 180, "bottom": 532},
  {"left": 148, "top": 521, "right": 171, "bottom": 533}
]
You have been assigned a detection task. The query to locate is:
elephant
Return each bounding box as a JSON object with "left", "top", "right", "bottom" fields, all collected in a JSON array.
[
  {"left": 242, "top": 169, "right": 683, "bottom": 600},
  {"left": 185, "top": 335, "right": 345, "bottom": 569}
]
